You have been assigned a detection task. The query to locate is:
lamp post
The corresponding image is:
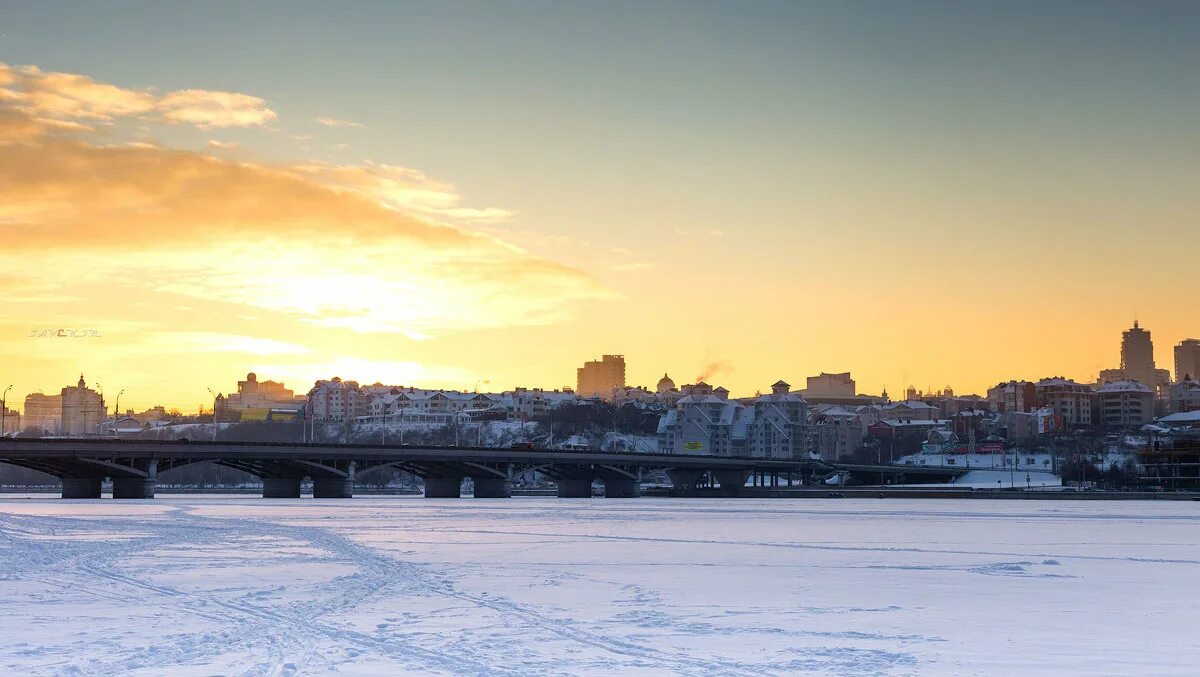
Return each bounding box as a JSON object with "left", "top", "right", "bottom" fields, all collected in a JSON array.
[
  {"left": 206, "top": 387, "right": 218, "bottom": 441},
  {"left": 113, "top": 389, "right": 125, "bottom": 435},
  {"left": 94, "top": 383, "right": 103, "bottom": 438},
  {"left": 1, "top": 384, "right": 11, "bottom": 436}
]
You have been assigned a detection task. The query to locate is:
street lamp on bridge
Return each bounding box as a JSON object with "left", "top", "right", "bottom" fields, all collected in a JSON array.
[
  {"left": 1, "top": 384, "right": 11, "bottom": 436},
  {"left": 205, "top": 387, "right": 218, "bottom": 441}
]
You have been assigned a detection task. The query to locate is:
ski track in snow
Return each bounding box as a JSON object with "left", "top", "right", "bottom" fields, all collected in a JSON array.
[{"left": 1, "top": 498, "right": 1197, "bottom": 676}]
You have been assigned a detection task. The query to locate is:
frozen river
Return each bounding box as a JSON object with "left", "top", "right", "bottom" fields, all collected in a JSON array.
[{"left": 1, "top": 496, "right": 1197, "bottom": 675}]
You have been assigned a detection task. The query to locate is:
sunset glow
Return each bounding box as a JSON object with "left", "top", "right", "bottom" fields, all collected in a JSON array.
[{"left": 2, "top": 3, "right": 1198, "bottom": 409}]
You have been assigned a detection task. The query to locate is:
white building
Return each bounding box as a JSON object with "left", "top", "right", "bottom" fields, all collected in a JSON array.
[
  {"left": 1169, "top": 377, "right": 1200, "bottom": 414},
  {"left": 657, "top": 381, "right": 809, "bottom": 459},
  {"left": 657, "top": 393, "right": 746, "bottom": 457},
  {"left": 1096, "top": 380, "right": 1155, "bottom": 427},
  {"left": 359, "top": 386, "right": 578, "bottom": 423},
  {"left": 745, "top": 381, "right": 809, "bottom": 459}
]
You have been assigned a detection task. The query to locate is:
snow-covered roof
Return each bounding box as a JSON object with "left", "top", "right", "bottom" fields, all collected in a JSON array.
[
  {"left": 1097, "top": 380, "right": 1153, "bottom": 394},
  {"left": 876, "top": 418, "right": 948, "bottom": 427},
  {"left": 676, "top": 394, "right": 729, "bottom": 405},
  {"left": 1156, "top": 410, "right": 1200, "bottom": 424},
  {"left": 657, "top": 409, "right": 679, "bottom": 433},
  {"left": 1035, "top": 377, "right": 1086, "bottom": 388},
  {"left": 755, "top": 392, "right": 805, "bottom": 404},
  {"left": 1171, "top": 379, "right": 1200, "bottom": 394},
  {"left": 882, "top": 400, "right": 937, "bottom": 410},
  {"left": 731, "top": 407, "right": 754, "bottom": 438},
  {"left": 815, "top": 405, "right": 856, "bottom": 418}
]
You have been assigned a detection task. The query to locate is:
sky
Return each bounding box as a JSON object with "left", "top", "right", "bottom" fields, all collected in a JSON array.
[{"left": 2, "top": 1, "right": 1199, "bottom": 411}]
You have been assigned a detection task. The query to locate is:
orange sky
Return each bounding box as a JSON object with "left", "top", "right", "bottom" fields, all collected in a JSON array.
[{"left": 1, "top": 51, "right": 1198, "bottom": 411}]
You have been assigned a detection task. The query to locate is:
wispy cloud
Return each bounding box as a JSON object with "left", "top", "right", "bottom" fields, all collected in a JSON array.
[
  {"left": 292, "top": 160, "right": 515, "bottom": 224},
  {"left": 315, "top": 115, "right": 364, "bottom": 128},
  {"left": 0, "top": 61, "right": 276, "bottom": 130}
]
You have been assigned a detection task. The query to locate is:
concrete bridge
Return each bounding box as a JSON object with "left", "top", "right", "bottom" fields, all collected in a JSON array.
[{"left": 0, "top": 439, "right": 965, "bottom": 499}]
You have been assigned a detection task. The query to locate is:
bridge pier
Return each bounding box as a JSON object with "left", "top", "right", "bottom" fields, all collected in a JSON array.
[
  {"left": 471, "top": 477, "right": 511, "bottom": 498},
  {"left": 262, "top": 477, "right": 303, "bottom": 498},
  {"left": 556, "top": 478, "right": 594, "bottom": 498},
  {"left": 112, "top": 477, "right": 155, "bottom": 499},
  {"left": 601, "top": 475, "right": 640, "bottom": 498},
  {"left": 61, "top": 477, "right": 102, "bottom": 499},
  {"left": 666, "top": 469, "right": 704, "bottom": 496},
  {"left": 424, "top": 476, "right": 463, "bottom": 498},
  {"left": 713, "top": 469, "right": 750, "bottom": 497},
  {"left": 313, "top": 477, "right": 353, "bottom": 499}
]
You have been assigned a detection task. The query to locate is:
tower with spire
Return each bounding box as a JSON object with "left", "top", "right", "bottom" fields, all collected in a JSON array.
[{"left": 61, "top": 373, "right": 105, "bottom": 435}]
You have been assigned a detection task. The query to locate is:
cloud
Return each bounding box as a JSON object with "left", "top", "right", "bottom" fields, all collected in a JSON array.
[
  {"left": 158, "top": 89, "right": 276, "bottom": 128},
  {"left": 207, "top": 139, "right": 238, "bottom": 149},
  {"left": 315, "top": 116, "right": 364, "bottom": 128},
  {"left": 0, "top": 64, "right": 612, "bottom": 343},
  {"left": 0, "top": 61, "right": 276, "bottom": 130},
  {"left": 292, "top": 160, "right": 515, "bottom": 224}
]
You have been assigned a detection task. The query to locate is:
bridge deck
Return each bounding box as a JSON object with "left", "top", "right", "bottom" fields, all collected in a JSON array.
[
  {"left": 0, "top": 438, "right": 815, "bottom": 469},
  {"left": 0, "top": 439, "right": 966, "bottom": 499}
]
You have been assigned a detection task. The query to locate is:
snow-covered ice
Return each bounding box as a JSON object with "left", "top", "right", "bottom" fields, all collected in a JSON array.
[{"left": 1, "top": 496, "right": 1197, "bottom": 675}]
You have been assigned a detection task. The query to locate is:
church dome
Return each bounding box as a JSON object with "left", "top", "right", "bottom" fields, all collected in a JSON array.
[{"left": 656, "top": 373, "right": 676, "bottom": 392}]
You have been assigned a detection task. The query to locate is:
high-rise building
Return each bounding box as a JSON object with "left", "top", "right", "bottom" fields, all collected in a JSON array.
[
  {"left": 0, "top": 407, "right": 19, "bottom": 435},
  {"left": 22, "top": 392, "right": 62, "bottom": 434},
  {"left": 1120, "top": 321, "right": 1157, "bottom": 388},
  {"left": 1175, "top": 339, "right": 1200, "bottom": 382},
  {"left": 804, "top": 372, "right": 855, "bottom": 397},
  {"left": 576, "top": 355, "right": 625, "bottom": 399},
  {"left": 60, "top": 374, "right": 106, "bottom": 436}
]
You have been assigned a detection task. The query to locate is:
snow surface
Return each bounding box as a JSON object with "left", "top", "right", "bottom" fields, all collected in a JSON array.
[
  {"left": 1, "top": 497, "right": 1197, "bottom": 675},
  {"left": 950, "top": 469, "right": 1062, "bottom": 489}
]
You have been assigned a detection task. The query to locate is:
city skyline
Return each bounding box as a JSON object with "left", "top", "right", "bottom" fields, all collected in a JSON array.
[
  {"left": 6, "top": 318, "right": 1200, "bottom": 419},
  {"left": 3, "top": 2, "right": 1200, "bottom": 409}
]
